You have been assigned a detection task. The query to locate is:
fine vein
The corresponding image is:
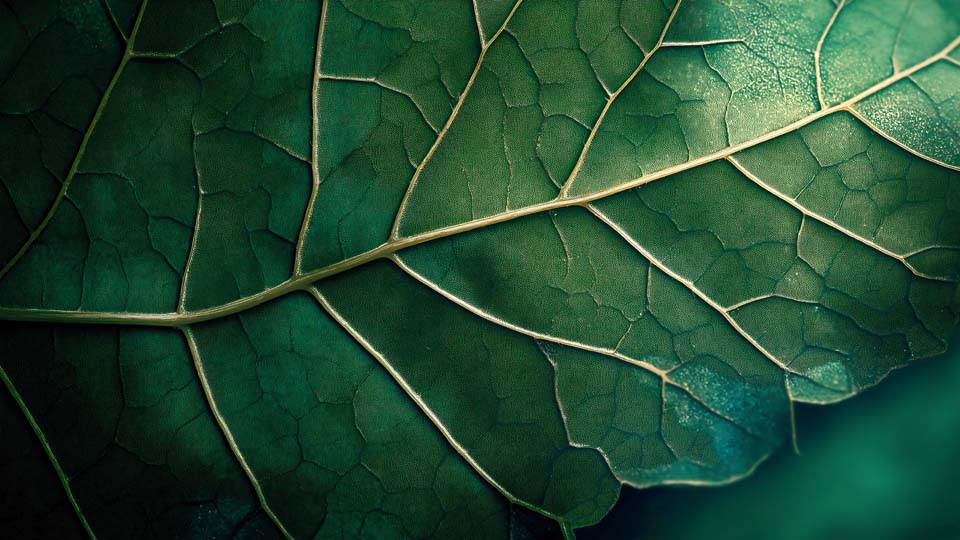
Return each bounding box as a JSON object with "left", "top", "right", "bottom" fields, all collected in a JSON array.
[
  {"left": 726, "top": 155, "right": 949, "bottom": 280},
  {"left": 391, "top": 256, "right": 770, "bottom": 444},
  {"left": 585, "top": 206, "right": 864, "bottom": 407},
  {"left": 0, "top": 34, "right": 957, "bottom": 326},
  {"left": 306, "top": 287, "right": 564, "bottom": 524},
  {"left": 388, "top": 0, "right": 525, "bottom": 239},
  {"left": 844, "top": 105, "right": 960, "bottom": 172},
  {"left": 0, "top": 0, "right": 150, "bottom": 282},
  {"left": 586, "top": 205, "right": 796, "bottom": 375},
  {"left": 392, "top": 256, "right": 670, "bottom": 378},
  {"left": 558, "top": 0, "right": 683, "bottom": 196}
]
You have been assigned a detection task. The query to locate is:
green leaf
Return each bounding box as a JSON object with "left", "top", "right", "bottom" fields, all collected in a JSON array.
[{"left": 1, "top": 0, "right": 959, "bottom": 538}]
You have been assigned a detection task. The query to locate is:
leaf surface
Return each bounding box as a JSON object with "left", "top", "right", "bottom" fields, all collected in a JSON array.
[{"left": 1, "top": 0, "right": 959, "bottom": 538}]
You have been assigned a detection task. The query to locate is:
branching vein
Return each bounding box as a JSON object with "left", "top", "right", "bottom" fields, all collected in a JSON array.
[
  {"left": 726, "top": 155, "right": 950, "bottom": 279},
  {"left": 305, "top": 286, "right": 563, "bottom": 524},
  {"left": 0, "top": 34, "right": 957, "bottom": 327},
  {"left": 0, "top": 0, "right": 150, "bottom": 282},
  {"left": 391, "top": 256, "right": 773, "bottom": 445},
  {"left": 388, "top": 0, "right": 525, "bottom": 240},
  {"left": 844, "top": 106, "right": 960, "bottom": 171},
  {"left": 182, "top": 327, "right": 295, "bottom": 540},
  {"left": 586, "top": 205, "right": 813, "bottom": 386}
]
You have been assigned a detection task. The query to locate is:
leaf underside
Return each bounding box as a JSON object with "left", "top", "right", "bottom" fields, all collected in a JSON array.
[{"left": 1, "top": 0, "right": 959, "bottom": 538}]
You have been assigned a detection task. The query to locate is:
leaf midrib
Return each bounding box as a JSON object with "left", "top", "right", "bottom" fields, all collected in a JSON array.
[
  {"left": 2, "top": 7, "right": 958, "bottom": 539},
  {"left": 1, "top": 25, "right": 957, "bottom": 328}
]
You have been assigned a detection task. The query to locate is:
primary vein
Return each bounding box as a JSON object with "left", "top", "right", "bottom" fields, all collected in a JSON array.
[{"left": 0, "top": 34, "right": 957, "bottom": 327}]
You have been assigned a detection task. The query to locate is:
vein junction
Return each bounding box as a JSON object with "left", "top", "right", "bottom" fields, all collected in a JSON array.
[
  {"left": 0, "top": 11, "right": 957, "bottom": 328},
  {"left": 2, "top": 3, "right": 959, "bottom": 535}
]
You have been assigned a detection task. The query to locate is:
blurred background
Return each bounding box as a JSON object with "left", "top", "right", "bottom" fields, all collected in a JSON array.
[{"left": 581, "top": 334, "right": 960, "bottom": 540}]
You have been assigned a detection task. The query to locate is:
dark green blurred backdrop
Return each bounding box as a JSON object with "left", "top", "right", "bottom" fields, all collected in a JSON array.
[{"left": 583, "top": 334, "right": 960, "bottom": 540}]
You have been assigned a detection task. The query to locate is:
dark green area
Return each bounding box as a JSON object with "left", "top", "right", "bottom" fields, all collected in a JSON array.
[{"left": 0, "top": 324, "right": 279, "bottom": 540}]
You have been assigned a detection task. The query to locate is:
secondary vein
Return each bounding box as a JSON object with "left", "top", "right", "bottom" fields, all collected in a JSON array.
[
  {"left": 726, "top": 155, "right": 950, "bottom": 280},
  {"left": 387, "top": 0, "right": 526, "bottom": 240},
  {"left": 306, "top": 286, "right": 564, "bottom": 524},
  {"left": 815, "top": 0, "right": 846, "bottom": 109},
  {"left": 182, "top": 327, "right": 296, "bottom": 540},
  {"left": 558, "top": 0, "right": 683, "bottom": 196},
  {"left": 294, "top": 0, "right": 330, "bottom": 276},
  {"left": 0, "top": 0, "right": 151, "bottom": 282},
  {"left": 0, "top": 34, "right": 956, "bottom": 327},
  {"left": 0, "top": 363, "right": 99, "bottom": 540}
]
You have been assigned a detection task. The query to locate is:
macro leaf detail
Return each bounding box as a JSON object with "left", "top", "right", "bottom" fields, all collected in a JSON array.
[{"left": 1, "top": 0, "right": 959, "bottom": 538}]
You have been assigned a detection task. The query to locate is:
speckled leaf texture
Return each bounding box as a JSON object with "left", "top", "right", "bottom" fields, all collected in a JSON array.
[{"left": 0, "top": 0, "right": 958, "bottom": 538}]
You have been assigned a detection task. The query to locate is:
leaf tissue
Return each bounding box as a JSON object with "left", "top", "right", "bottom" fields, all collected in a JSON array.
[{"left": 0, "top": 0, "right": 958, "bottom": 538}]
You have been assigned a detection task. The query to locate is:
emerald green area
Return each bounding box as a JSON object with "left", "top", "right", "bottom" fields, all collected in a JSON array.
[
  {"left": 303, "top": 80, "right": 433, "bottom": 267},
  {"left": 1, "top": 1, "right": 959, "bottom": 539},
  {"left": 190, "top": 292, "right": 510, "bottom": 539},
  {"left": 319, "top": 261, "right": 620, "bottom": 527},
  {"left": 185, "top": 129, "right": 310, "bottom": 310}
]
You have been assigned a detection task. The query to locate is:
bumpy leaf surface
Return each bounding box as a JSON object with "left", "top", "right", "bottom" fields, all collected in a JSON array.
[{"left": 1, "top": 0, "right": 959, "bottom": 538}]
